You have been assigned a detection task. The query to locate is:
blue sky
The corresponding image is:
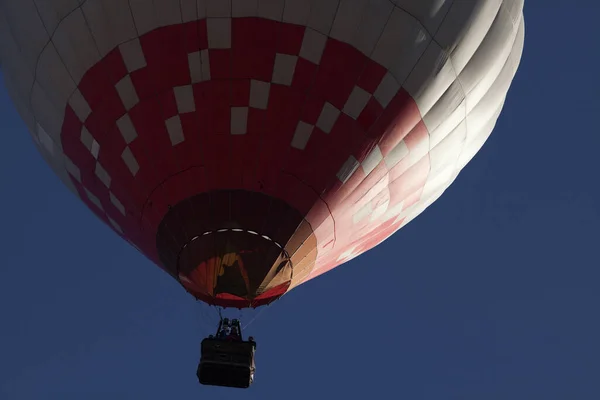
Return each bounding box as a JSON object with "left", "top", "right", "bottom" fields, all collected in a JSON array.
[{"left": 1, "top": 2, "right": 599, "bottom": 399}]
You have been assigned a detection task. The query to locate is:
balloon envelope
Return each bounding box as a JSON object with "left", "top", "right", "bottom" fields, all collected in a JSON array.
[{"left": 0, "top": 0, "right": 524, "bottom": 307}]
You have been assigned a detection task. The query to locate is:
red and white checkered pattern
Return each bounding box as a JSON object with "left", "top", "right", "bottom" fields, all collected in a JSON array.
[{"left": 0, "top": 0, "right": 525, "bottom": 302}]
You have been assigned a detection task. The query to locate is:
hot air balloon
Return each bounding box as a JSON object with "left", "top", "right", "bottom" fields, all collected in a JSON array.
[{"left": 1, "top": 0, "right": 524, "bottom": 388}]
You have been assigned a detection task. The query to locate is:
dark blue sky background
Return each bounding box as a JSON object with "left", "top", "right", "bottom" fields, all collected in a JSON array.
[{"left": 1, "top": 2, "right": 599, "bottom": 399}]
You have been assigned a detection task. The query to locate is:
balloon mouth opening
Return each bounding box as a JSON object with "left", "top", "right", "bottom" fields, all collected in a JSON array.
[
  {"left": 176, "top": 228, "right": 293, "bottom": 308},
  {"left": 180, "top": 274, "right": 291, "bottom": 308},
  {"left": 155, "top": 189, "right": 320, "bottom": 309}
]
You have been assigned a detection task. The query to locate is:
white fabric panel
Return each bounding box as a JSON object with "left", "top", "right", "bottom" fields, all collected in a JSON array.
[
  {"left": 119, "top": 39, "right": 147, "bottom": 73},
  {"left": 428, "top": 119, "right": 466, "bottom": 176},
  {"left": 196, "top": 0, "right": 208, "bottom": 20},
  {"left": 232, "top": 0, "right": 258, "bottom": 17},
  {"left": 466, "top": 110, "right": 502, "bottom": 160},
  {"left": 464, "top": 8, "right": 524, "bottom": 113},
  {"left": 36, "top": 130, "right": 54, "bottom": 157},
  {"left": 350, "top": 0, "right": 393, "bottom": 56},
  {"left": 80, "top": 126, "right": 100, "bottom": 158},
  {"left": 207, "top": 18, "right": 232, "bottom": 49},
  {"left": 421, "top": 80, "right": 465, "bottom": 144},
  {"left": 330, "top": 0, "right": 370, "bottom": 45},
  {"left": 421, "top": 166, "right": 455, "bottom": 206},
  {"left": 508, "top": 17, "right": 525, "bottom": 76},
  {"left": 373, "top": 72, "right": 400, "bottom": 107},
  {"left": 505, "top": 0, "right": 525, "bottom": 27},
  {"left": 33, "top": 0, "right": 80, "bottom": 34},
  {"left": 306, "top": 0, "right": 338, "bottom": 35},
  {"left": 435, "top": 1, "right": 500, "bottom": 75},
  {"left": 117, "top": 114, "right": 138, "bottom": 144},
  {"left": 207, "top": 0, "right": 231, "bottom": 17},
  {"left": 230, "top": 107, "right": 249, "bottom": 135},
  {"left": 63, "top": 155, "right": 81, "bottom": 182},
  {"left": 115, "top": 75, "right": 140, "bottom": 111},
  {"left": 0, "top": 81, "right": 36, "bottom": 147},
  {"left": 5, "top": 76, "right": 37, "bottom": 135},
  {"left": 166, "top": 115, "right": 185, "bottom": 145},
  {"left": 110, "top": 192, "right": 126, "bottom": 215},
  {"left": 52, "top": 9, "right": 100, "bottom": 85},
  {"left": 37, "top": 124, "right": 55, "bottom": 155},
  {"left": 95, "top": 162, "right": 112, "bottom": 188},
  {"left": 291, "top": 121, "right": 314, "bottom": 150},
  {"left": 30, "top": 82, "right": 64, "bottom": 148},
  {"left": 427, "top": 98, "right": 465, "bottom": 149},
  {"left": 409, "top": 130, "right": 430, "bottom": 165},
  {"left": 463, "top": 112, "right": 495, "bottom": 158},
  {"left": 370, "top": 198, "right": 390, "bottom": 223},
  {"left": 82, "top": 0, "right": 137, "bottom": 57},
  {"left": 283, "top": 0, "right": 311, "bottom": 25},
  {"left": 129, "top": 0, "right": 159, "bottom": 36},
  {"left": 0, "top": 22, "right": 37, "bottom": 133},
  {"left": 335, "top": 245, "right": 361, "bottom": 263},
  {"left": 257, "top": 0, "right": 284, "bottom": 21},
  {"left": 250, "top": 80, "right": 270, "bottom": 110},
  {"left": 391, "top": 0, "right": 453, "bottom": 34},
  {"left": 68, "top": 89, "right": 92, "bottom": 122},
  {"left": 353, "top": 174, "right": 389, "bottom": 219},
  {"left": 381, "top": 198, "right": 405, "bottom": 222},
  {"left": 272, "top": 54, "right": 297, "bottom": 85},
  {"left": 465, "top": 50, "right": 516, "bottom": 145},
  {"left": 299, "top": 28, "right": 327, "bottom": 65},
  {"left": 36, "top": 42, "right": 77, "bottom": 109},
  {"left": 384, "top": 140, "right": 409, "bottom": 169},
  {"left": 121, "top": 147, "right": 140, "bottom": 176},
  {"left": 343, "top": 86, "right": 371, "bottom": 119},
  {"left": 0, "top": 12, "right": 32, "bottom": 85},
  {"left": 108, "top": 217, "right": 124, "bottom": 234},
  {"left": 1, "top": 1, "right": 50, "bottom": 75},
  {"left": 353, "top": 202, "right": 372, "bottom": 224},
  {"left": 154, "top": 0, "right": 182, "bottom": 27},
  {"left": 371, "top": 8, "right": 430, "bottom": 85},
  {"left": 181, "top": 0, "right": 200, "bottom": 22},
  {"left": 0, "top": 9, "right": 17, "bottom": 64},
  {"left": 84, "top": 188, "right": 104, "bottom": 210},
  {"left": 336, "top": 155, "right": 360, "bottom": 183},
  {"left": 174, "top": 85, "right": 196, "bottom": 113},
  {"left": 457, "top": 3, "right": 516, "bottom": 98},
  {"left": 458, "top": 101, "right": 502, "bottom": 171},
  {"left": 316, "top": 102, "right": 340, "bottom": 134},
  {"left": 29, "top": 122, "right": 46, "bottom": 152},
  {"left": 393, "top": 138, "right": 429, "bottom": 179},
  {"left": 403, "top": 41, "right": 458, "bottom": 118},
  {"left": 361, "top": 145, "right": 383, "bottom": 176}
]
